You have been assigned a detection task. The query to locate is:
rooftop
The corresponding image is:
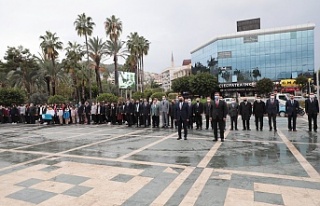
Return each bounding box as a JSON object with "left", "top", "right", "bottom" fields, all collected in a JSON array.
[{"left": 191, "top": 23, "right": 315, "bottom": 54}]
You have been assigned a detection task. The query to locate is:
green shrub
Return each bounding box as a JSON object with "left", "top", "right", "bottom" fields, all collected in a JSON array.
[
  {"left": 29, "top": 92, "right": 48, "bottom": 105},
  {"left": 96, "top": 93, "right": 118, "bottom": 103},
  {"left": 48, "top": 95, "right": 66, "bottom": 104},
  {"left": 132, "top": 91, "right": 144, "bottom": 100},
  {"left": 168, "top": 92, "right": 178, "bottom": 100},
  {"left": 0, "top": 88, "right": 26, "bottom": 106}
]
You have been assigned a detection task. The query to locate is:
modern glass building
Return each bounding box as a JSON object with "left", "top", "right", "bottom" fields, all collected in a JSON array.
[{"left": 191, "top": 23, "right": 315, "bottom": 95}]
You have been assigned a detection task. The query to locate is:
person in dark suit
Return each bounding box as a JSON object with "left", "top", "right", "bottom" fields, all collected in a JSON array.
[
  {"left": 239, "top": 98, "right": 252, "bottom": 131},
  {"left": 194, "top": 98, "right": 204, "bottom": 130},
  {"left": 210, "top": 92, "right": 228, "bottom": 142},
  {"left": 228, "top": 99, "right": 239, "bottom": 130},
  {"left": 174, "top": 96, "right": 189, "bottom": 140},
  {"left": 305, "top": 93, "right": 319, "bottom": 132},
  {"left": 169, "top": 100, "right": 176, "bottom": 129},
  {"left": 204, "top": 97, "right": 213, "bottom": 130},
  {"left": 253, "top": 96, "right": 266, "bottom": 131},
  {"left": 187, "top": 98, "right": 194, "bottom": 129},
  {"left": 110, "top": 102, "right": 117, "bottom": 125},
  {"left": 84, "top": 101, "right": 91, "bottom": 124},
  {"left": 125, "top": 99, "right": 134, "bottom": 127},
  {"left": 141, "top": 99, "right": 151, "bottom": 127},
  {"left": 134, "top": 100, "right": 142, "bottom": 127},
  {"left": 286, "top": 95, "right": 299, "bottom": 131},
  {"left": 265, "top": 94, "right": 279, "bottom": 131}
]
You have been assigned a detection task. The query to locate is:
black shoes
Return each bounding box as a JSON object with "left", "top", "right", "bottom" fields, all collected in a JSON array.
[{"left": 177, "top": 137, "right": 182, "bottom": 140}]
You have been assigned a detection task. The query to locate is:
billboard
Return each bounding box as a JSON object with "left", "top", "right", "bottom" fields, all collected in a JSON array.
[
  {"left": 118, "top": 71, "right": 136, "bottom": 89},
  {"left": 237, "top": 18, "right": 260, "bottom": 32}
]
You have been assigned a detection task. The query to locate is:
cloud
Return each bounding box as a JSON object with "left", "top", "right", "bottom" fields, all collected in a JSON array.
[{"left": 0, "top": 0, "right": 319, "bottom": 72}]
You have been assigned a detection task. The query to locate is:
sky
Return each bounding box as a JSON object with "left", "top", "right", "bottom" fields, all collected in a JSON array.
[{"left": 0, "top": 0, "right": 319, "bottom": 73}]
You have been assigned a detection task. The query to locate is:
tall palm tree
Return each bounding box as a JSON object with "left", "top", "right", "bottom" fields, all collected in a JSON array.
[
  {"left": 127, "top": 32, "right": 140, "bottom": 91},
  {"left": 63, "top": 41, "right": 85, "bottom": 100},
  {"left": 127, "top": 33, "right": 150, "bottom": 92},
  {"left": 88, "top": 36, "right": 106, "bottom": 94},
  {"left": 36, "top": 54, "right": 65, "bottom": 97},
  {"left": 7, "top": 66, "right": 38, "bottom": 97},
  {"left": 105, "top": 15, "right": 122, "bottom": 91},
  {"left": 39, "top": 31, "right": 63, "bottom": 95},
  {"left": 74, "top": 13, "right": 95, "bottom": 99},
  {"left": 137, "top": 36, "right": 150, "bottom": 92}
]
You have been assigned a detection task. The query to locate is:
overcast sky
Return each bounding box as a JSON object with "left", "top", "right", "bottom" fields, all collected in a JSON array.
[{"left": 0, "top": 0, "right": 319, "bottom": 73}]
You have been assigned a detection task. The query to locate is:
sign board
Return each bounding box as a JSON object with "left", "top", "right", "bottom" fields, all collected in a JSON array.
[
  {"left": 237, "top": 18, "right": 260, "bottom": 32},
  {"left": 118, "top": 71, "right": 136, "bottom": 89}
]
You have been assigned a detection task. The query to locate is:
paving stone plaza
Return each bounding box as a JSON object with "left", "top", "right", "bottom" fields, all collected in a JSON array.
[{"left": 0, "top": 116, "right": 319, "bottom": 206}]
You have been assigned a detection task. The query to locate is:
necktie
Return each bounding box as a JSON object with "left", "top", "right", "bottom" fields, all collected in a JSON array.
[{"left": 291, "top": 100, "right": 293, "bottom": 105}]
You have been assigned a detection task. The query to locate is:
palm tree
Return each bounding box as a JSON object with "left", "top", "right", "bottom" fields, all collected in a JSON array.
[
  {"left": 127, "top": 32, "right": 140, "bottom": 91},
  {"left": 74, "top": 13, "right": 95, "bottom": 99},
  {"left": 39, "top": 31, "right": 63, "bottom": 95},
  {"left": 63, "top": 41, "right": 85, "bottom": 100},
  {"left": 127, "top": 33, "right": 150, "bottom": 92},
  {"left": 88, "top": 36, "right": 106, "bottom": 94},
  {"left": 104, "top": 15, "right": 122, "bottom": 91},
  {"left": 137, "top": 36, "right": 150, "bottom": 92}
]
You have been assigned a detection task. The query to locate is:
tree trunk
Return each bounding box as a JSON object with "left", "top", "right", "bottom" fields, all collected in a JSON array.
[
  {"left": 95, "top": 63, "right": 102, "bottom": 94},
  {"left": 114, "top": 54, "right": 119, "bottom": 95},
  {"left": 141, "top": 55, "right": 144, "bottom": 92},
  {"left": 85, "top": 34, "right": 91, "bottom": 99}
]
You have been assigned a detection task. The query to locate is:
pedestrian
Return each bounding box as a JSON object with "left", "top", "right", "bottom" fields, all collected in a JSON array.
[
  {"left": 265, "top": 94, "right": 279, "bottom": 131},
  {"left": 253, "top": 96, "right": 266, "bottom": 131},
  {"left": 204, "top": 97, "right": 213, "bottom": 130},
  {"left": 228, "top": 99, "right": 239, "bottom": 130},
  {"left": 187, "top": 98, "right": 194, "bottom": 129},
  {"left": 194, "top": 98, "right": 204, "bottom": 130},
  {"left": 150, "top": 99, "right": 160, "bottom": 128},
  {"left": 169, "top": 100, "right": 176, "bottom": 129},
  {"left": 141, "top": 99, "right": 150, "bottom": 127},
  {"left": 210, "top": 92, "right": 227, "bottom": 141},
  {"left": 285, "top": 95, "right": 299, "bottom": 131},
  {"left": 305, "top": 93, "right": 319, "bottom": 132},
  {"left": 160, "top": 96, "right": 169, "bottom": 128},
  {"left": 174, "top": 96, "right": 189, "bottom": 140},
  {"left": 134, "top": 99, "right": 142, "bottom": 127},
  {"left": 125, "top": 99, "right": 134, "bottom": 127},
  {"left": 239, "top": 97, "right": 252, "bottom": 131}
]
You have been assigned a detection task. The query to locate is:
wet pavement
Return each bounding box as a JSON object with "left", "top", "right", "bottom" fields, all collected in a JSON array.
[{"left": 0, "top": 116, "right": 319, "bottom": 205}]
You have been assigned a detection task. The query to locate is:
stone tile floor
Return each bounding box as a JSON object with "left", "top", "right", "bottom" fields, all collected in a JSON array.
[{"left": 0, "top": 116, "right": 319, "bottom": 205}]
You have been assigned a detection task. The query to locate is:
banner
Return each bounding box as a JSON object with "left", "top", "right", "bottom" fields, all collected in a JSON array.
[{"left": 118, "top": 71, "right": 136, "bottom": 89}]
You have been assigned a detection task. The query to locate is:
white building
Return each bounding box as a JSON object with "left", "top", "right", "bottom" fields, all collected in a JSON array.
[{"left": 161, "top": 59, "right": 192, "bottom": 91}]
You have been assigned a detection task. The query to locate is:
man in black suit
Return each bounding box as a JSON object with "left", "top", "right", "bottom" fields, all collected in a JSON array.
[
  {"left": 125, "top": 98, "right": 134, "bottom": 127},
  {"left": 174, "top": 96, "right": 189, "bottom": 140},
  {"left": 210, "top": 92, "right": 228, "bottom": 142},
  {"left": 194, "top": 98, "right": 204, "bottom": 130},
  {"left": 286, "top": 95, "right": 299, "bottom": 131},
  {"left": 134, "top": 99, "right": 142, "bottom": 127},
  {"left": 204, "top": 97, "right": 213, "bottom": 130},
  {"left": 141, "top": 99, "right": 150, "bottom": 127},
  {"left": 253, "top": 96, "right": 266, "bottom": 131},
  {"left": 239, "top": 97, "right": 252, "bottom": 131},
  {"left": 305, "top": 93, "right": 319, "bottom": 132},
  {"left": 187, "top": 98, "right": 194, "bottom": 129},
  {"left": 265, "top": 94, "right": 279, "bottom": 131}
]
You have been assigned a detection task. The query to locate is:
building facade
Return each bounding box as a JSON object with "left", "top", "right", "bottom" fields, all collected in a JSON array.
[
  {"left": 161, "top": 60, "right": 192, "bottom": 91},
  {"left": 191, "top": 23, "right": 315, "bottom": 96}
]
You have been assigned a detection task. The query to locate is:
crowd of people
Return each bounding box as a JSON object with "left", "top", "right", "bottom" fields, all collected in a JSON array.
[{"left": 0, "top": 92, "right": 318, "bottom": 142}]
